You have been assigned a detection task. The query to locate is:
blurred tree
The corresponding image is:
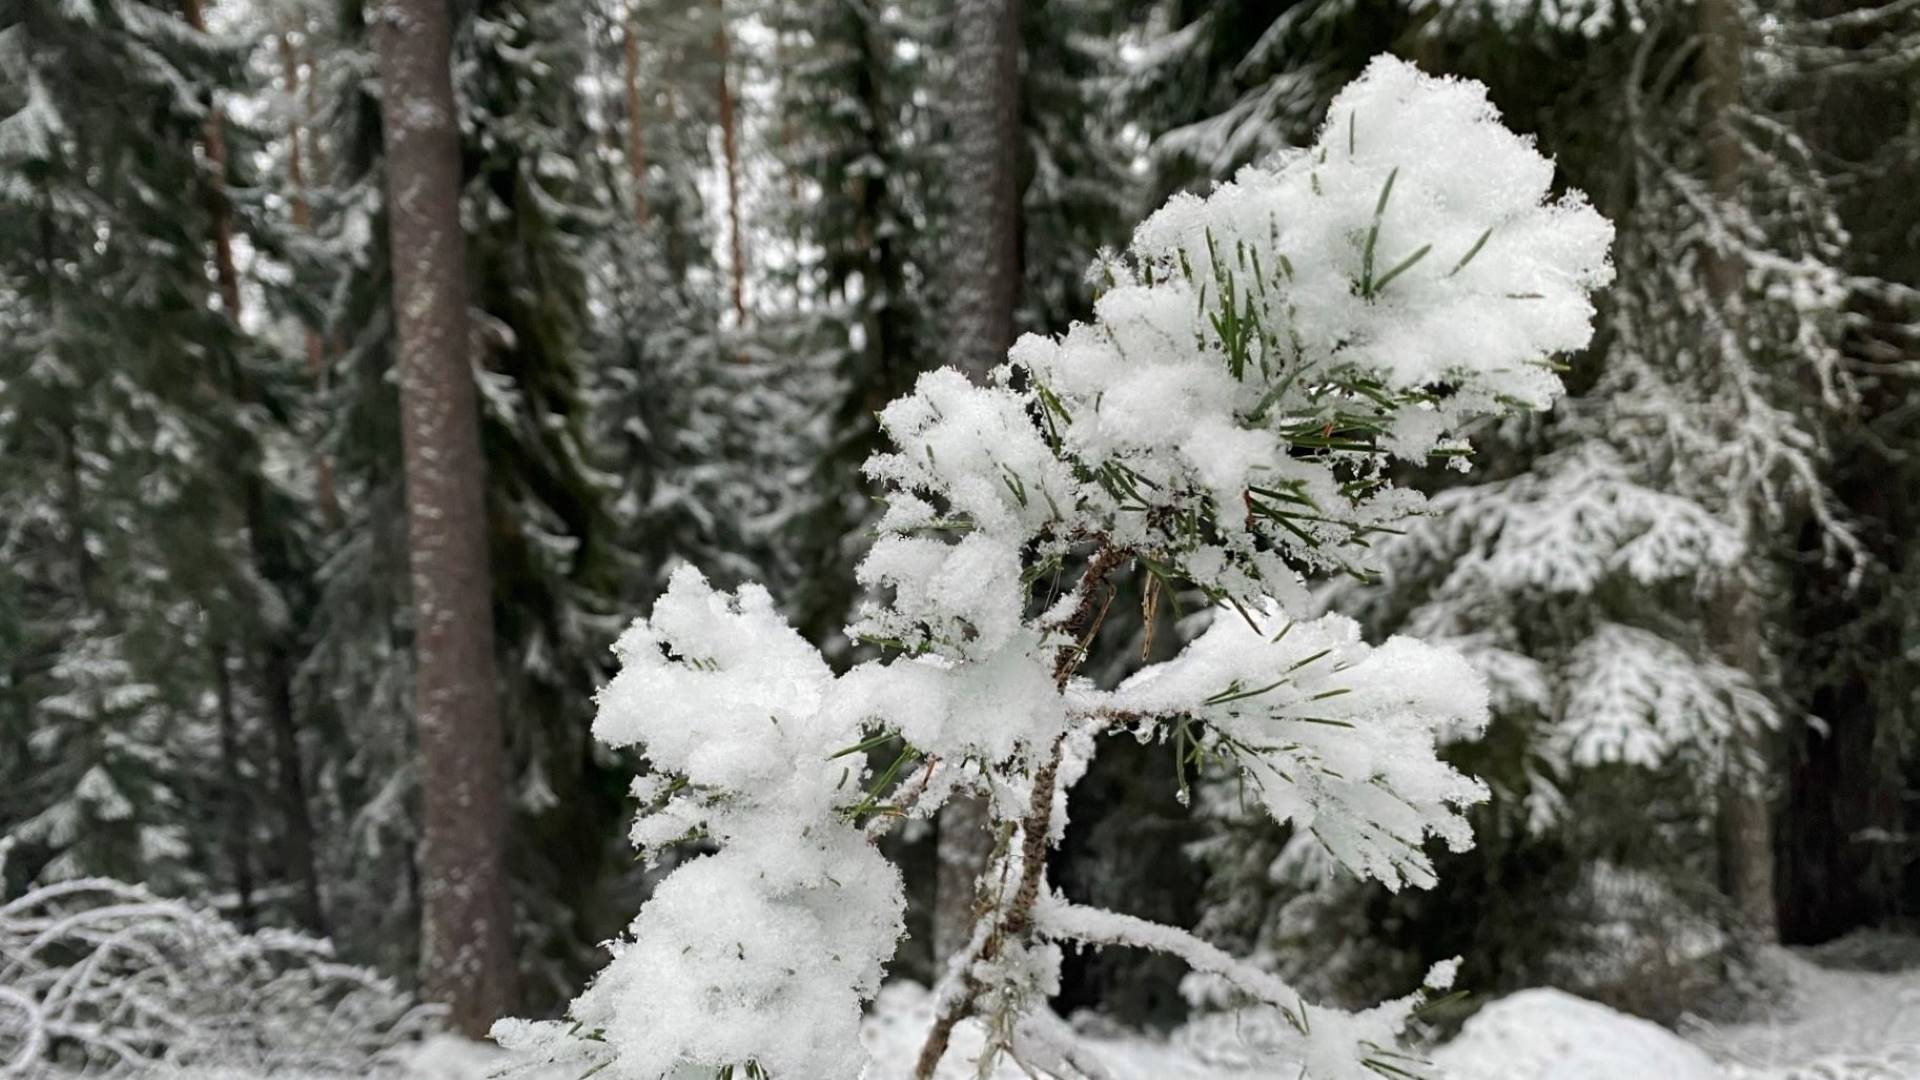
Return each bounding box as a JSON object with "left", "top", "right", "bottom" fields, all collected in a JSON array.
[
  {"left": 0, "top": 0, "right": 279, "bottom": 916},
  {"left": 372, "top": 0, "right": 519, "bottom": 1034}
]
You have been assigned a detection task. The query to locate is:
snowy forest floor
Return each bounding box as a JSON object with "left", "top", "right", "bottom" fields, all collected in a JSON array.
[{"left": 374, "top": 936, "right": 1920, "bottom": 1080}]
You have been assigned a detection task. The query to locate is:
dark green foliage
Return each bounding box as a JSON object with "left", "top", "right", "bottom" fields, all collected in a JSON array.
[
  {"left": 0, "top": 0, "right": 296, "bottom": 906},
  {"left": 764, "top": 0, "right": 948, "bottom": 650}
]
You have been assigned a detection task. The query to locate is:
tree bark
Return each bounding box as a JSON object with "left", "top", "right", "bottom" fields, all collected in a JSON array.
[
  {"left": 211, "top": 641, "right": 256, "bottom": 932},
  {"left": 931, "top": 0, "right": 1024, "bottom": 973},
  {"left": 1696, "top": 0, "right": 1778, "bottom": 944},
  {"left": 946, "top": 0, "right": 1022, "bottom": 380},
  {"left": 181, "top": 0, "right": 242, "bottom": 321},
  {"left": 621, "top": 5, "right": 650, "bottom": 226},
  {"left": 373, "top": 0, "right": 519, "bottom": 1036},
  {"left": 279, "top": 29, "right": 340, "bottom": 523},
  {"left": 259, "top": 636, "right": 327, "bottom": 933},
  {"left": 713, "top": 0, "right": 747, "bottom": 324}
]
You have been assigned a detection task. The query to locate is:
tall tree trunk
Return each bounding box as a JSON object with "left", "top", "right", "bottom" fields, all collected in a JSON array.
[
  {"left": 257, "top": 631, "right": 327, "bottom": 933},
  {"left": 184, "top": 0, "right": 331, "bottom": 937},
  {"left": 373, "top": 0, "right": 519, "bottom": 1035},
  {"left": 280, "top": 29, "right": 340, "bottom": 523},
  {"left": 713, "top": 0, "right": 747, "bottom": 324},
  {"left": 184, "top": 0, "right": 243, "bottom": 323},
  {"left": 211, "top": 640, "right": 256, "bottom": 932},
  {"left": 621, "top": 5, "right": 650, "bottom": 226},
  {"left": 947, "top": 0, "right": 1022, "bottom": 381},
  {"left": 1697, "top": 0, "right": 1778, "bottom": 944},
  {"left": 933, "top": 0, "right": 1023, "bottom": 969}
]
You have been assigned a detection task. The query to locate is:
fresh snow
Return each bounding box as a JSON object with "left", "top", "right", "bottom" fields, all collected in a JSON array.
[
  {"left": 491, "top": 54, "right": 1615, "bottom": 1080},
  {"left": 380, "top": 945, "right": 1920, "bottom": 1080}
]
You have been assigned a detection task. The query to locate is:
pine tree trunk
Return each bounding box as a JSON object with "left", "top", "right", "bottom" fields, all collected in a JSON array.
[
  {"left": 212, "top": 641, "right": 256, "bottom": 932},
  {"left": 933, "top": 0, "right": 1023, "bottom": 968},
  {"left": 621, "top": 6, "right": 650, "bottom": 226},
  {"left": 372, "top": 0, "right": 519, "bottom": 1036},
  {"left": 713, "top": 0, "right": 747, "bottom": 324},
  {"left": 261, "top": 639, "right": 327, "bottom": 933},
  {"left": 947, "top": 0, "right": 1022, "bottom": 381},
  {"left": 1697, "top": 0, "right": 1777, "bottom": 944},
  {"left": 279, "top": 29, "right": 340, "bottom": 523},
  {"left": 184, "top": 0, "right": 331, "bottom": 938},
  {"left": 181, "top": 0, "right": 242, "bottom": 321}
]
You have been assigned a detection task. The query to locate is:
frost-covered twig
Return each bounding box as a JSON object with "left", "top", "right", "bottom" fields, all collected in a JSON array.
[
  {"left": 494, "top": 55, "right": 1613, "bottom": 1080},
  {"left": 0, "top": 867, "right": 429, "bottom": 1076}
]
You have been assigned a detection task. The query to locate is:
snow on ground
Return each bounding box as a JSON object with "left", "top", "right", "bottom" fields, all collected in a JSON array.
[
  {"left": 1431, "top": 988, "right": 1724, "bottom": 1079},
  {"left": 1689, "top": 946, "right": 1920, "bottom": 1079},
  {"left": 860, "top": 945, "right": 1920, "bottom": 1080},
  {"left": 304, "top": 943, "right": 1920, "bottom": 1080}
]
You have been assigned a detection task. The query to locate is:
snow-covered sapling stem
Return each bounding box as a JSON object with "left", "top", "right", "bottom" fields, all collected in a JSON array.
[{"left": 494, "top": 56, "right": 1613, "bottom": 1080}]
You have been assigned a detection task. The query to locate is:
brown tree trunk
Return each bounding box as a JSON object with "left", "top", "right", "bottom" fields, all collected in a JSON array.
[
  {"left": 211, "top": 641, "right": 256, "bottom": 932},
  {"left": 279, "top": 29, "right": 340, "bottom": 523},
  {"left": 183, "top": 0, "right": 331, "bottom": 938},
  {"left": 621, "top": 6, "right": 650, "bottom": 226},
  {"left": 372, "top": 0, "right": 519, "bottom": 1036},
  {"left": 713, "top": 0, "right": 747, "bottom": 324},
  {"left": 1696, "top": 0, "right": 1778, "bottom": 944},
  {"left": 931, "top": 0, "right": 1024, "bottom": 972},
  {"left": 259, "top": 635, "right": 327, "bottom": 933},
  {"left": 181, "top": 0, "right": 241, "bottom": 321}
]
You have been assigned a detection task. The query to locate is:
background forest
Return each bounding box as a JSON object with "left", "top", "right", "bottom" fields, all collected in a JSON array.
[{"left": 2, "top": 0, "right": 1919, "bottom": 1073}]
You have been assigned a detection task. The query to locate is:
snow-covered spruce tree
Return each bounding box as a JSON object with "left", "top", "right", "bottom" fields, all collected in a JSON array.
[
  {"left": 494, "top": 58, "right": 1612, "bottom": 1079},
  {"left": 764, "top": 0, "right": 948, "bottom": 650},
  {"left": 1410, "top": 0, "right": 1874, "bottom": 890},
  {"left": 1192, "top": 0, "right": 1916, "bottom": 1016},
  {"left": 1122, "top": 0, "right": 1400, "bottom": 200},
  {"left": 0, "top": 0, "right": 292, "bottom": 908}
]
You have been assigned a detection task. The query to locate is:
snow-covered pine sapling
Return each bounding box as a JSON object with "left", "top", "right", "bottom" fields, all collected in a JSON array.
[{"left": 492, "top": 56, "right": 1613, "bottom": 1080}]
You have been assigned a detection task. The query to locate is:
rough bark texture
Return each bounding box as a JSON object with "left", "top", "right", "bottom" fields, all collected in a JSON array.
[
  {"left": 1696, "top": 0, "right": 1777, "bottom": 944},
  {"left": 946, "top": 0, "right": 1022, "bottom": 381},
  {"left": 713, "top": 0, "right": 747, "bottom": 324},
  {"left": 931, "top": 0, "right": 1025, "bottom": 974},
  {"left": 372, "top": 0, "right": 519, "bottom": 1036}
]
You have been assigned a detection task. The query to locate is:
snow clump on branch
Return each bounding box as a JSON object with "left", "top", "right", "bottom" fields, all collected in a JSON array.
[{"left": 494, "top": 55, "right": 1613, "bottom": 1080}]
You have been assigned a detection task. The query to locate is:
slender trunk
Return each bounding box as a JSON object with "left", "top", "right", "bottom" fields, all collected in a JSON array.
[
  {"left": 211, "top": 641, "right": 256, "bottom": 932},
  {"left": 280, "top": 30, "right": 340, "bottom": 523},
  {"left": 1697, "top": 0, "right": 1777, "bottom": 944},
  {"left": 621, "top": 6, "right": 650, "bottom": 226},
  {"left": 946, "top": 0, "right": 1022, "bottom": 380},
  {"left": 373, "top": 0, "right": 519, "bottom": 1035},
  {"left": 931, "top": 0, "right": 1024, "bottom": 970},
  {"left": 932, "top": 797, "right": 994, "bottom": 966},
  {"left": 773, "top": 18, "right": 799, "bottom": 208},
  {"left": 260, "top": 637, "right": 327, "bottom": 933},
  {"left": 182, "top": 0, "right": 330, "bottom": 936},
  {"left": 713, "top": 0, "right": 747, "bottom": 324},
  {"left": 916, "top": 546, "right": 1126, "bottom": 1078},
  {"left": 181, "top": 0, "right": 242, "bottom": 321}
]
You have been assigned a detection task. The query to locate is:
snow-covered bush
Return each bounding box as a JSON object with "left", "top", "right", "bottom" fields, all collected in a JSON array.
[
  {"left": 0, "top": 840, "right": 431, "bottom": 1076},
  {"left": 495, "top": 56, "right": 1612, "bottom": 1079}
]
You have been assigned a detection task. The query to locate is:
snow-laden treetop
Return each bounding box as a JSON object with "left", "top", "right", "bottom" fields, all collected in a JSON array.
[{"left": 495, "top": 56, "right": 1613, "bottom": 1080}]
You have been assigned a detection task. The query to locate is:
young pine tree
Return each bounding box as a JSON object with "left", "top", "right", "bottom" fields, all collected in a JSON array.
[{"left": 494, "top": 58, "right": 1615, "bottom": 1080}]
